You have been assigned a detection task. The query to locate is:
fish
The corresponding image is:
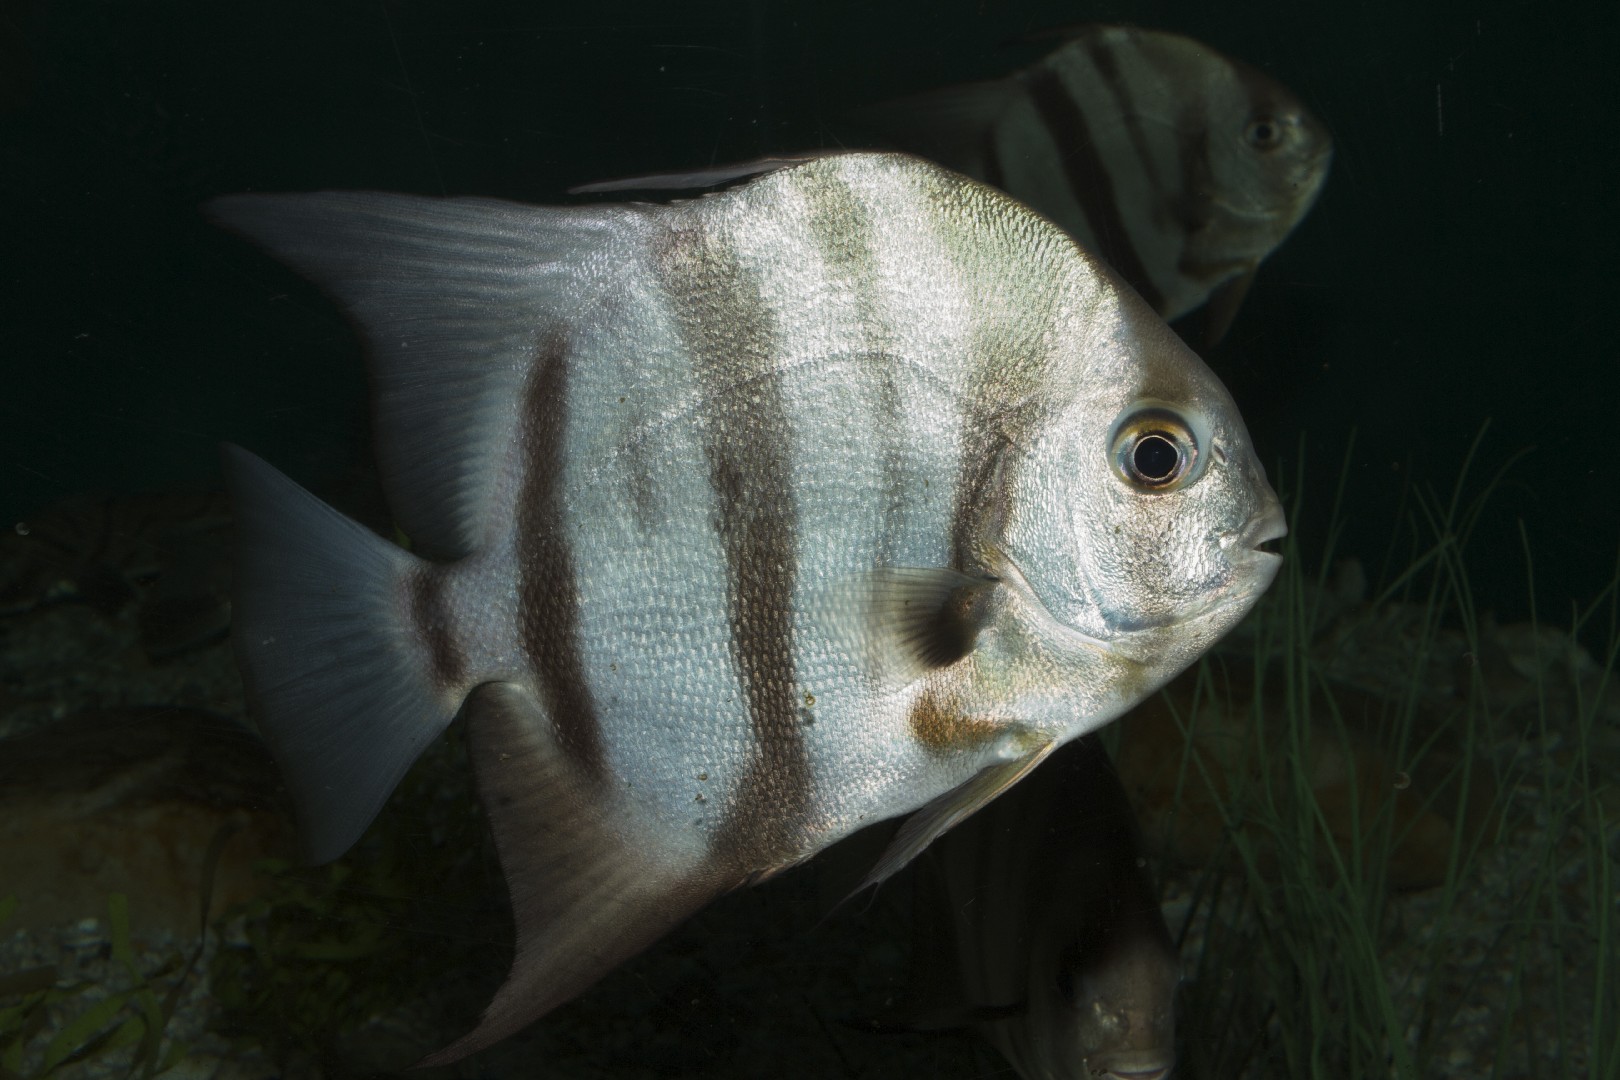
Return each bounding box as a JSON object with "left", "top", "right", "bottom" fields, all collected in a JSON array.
[
  {"left": 857, "top": 25, "right": 1333, "bottom": 342},
  {"left": 208, "top": 150, "right": 1284, "bottom": 1063},
  {"left": 909, "top": 734, "right": 1180, "bottom": 1080}
]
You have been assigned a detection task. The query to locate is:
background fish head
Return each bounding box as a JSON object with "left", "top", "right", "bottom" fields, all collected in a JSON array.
[
  {"left": 1055, "top": 931, "right": 1182, "bottom": 1080},
  {"left": 1000, "top": 287, "right": 1284, "bottom": 676},
  {"left": 1190, "top": 42, "right": 1334, "bottom": 248}
]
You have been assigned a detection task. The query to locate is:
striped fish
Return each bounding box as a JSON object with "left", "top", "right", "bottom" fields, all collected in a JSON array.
[
  {"left": 914, "top": 734, "right": 1179, "bottom": 1080},
  {"left": 859, "top": 25, "right": 1333, "bottom": 341},
  {"left": 210, "top": 151, "right": 1283, "bottom": 1063}
]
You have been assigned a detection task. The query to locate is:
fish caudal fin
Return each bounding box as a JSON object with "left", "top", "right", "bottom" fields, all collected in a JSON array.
[
  {"left": 419, "top": 682, "right": 732, "bottom": 1066},
  {"left": 222, "top": 444, "right": 460, "bottom": 863}
]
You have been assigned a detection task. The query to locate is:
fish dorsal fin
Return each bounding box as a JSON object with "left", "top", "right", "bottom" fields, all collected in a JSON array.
[
  {"left": 208, "top": 193, "right": 634, "bottom": 560},
  {"left": 567, "top": 155, "right": 820, "bottom": 195},
  {"left": 819, "top": 567, "right": 1000, "bottom": 690},
  {"left": 418, "top": 682, "right": 733, "bottom": 1066},
  {"left": 853, "top": 80, "right": 1021, "bottom": 174},
  {"left": 847, "top": 732, "right": 1058, "bottom": 900}
]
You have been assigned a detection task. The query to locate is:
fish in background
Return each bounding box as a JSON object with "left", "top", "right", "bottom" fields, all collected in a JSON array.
[
  {"left": 858, "top": 25, "right": 1333, "bottom": 342},
  {"left": 209, "top": 151, "right": 1283, "bottom": 1063},
  {"left": 910, "top": 734, "right": 1180, "bottom": 1080}
]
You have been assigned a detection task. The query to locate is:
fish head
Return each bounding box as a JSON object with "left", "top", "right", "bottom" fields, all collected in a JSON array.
[
  {"left": 1205, "top": 58, "right": 1334, "bottom": 233},
  {"left": 998, "top": 285, "right": 1284, "bottom": 677},
  {"left": 1054, "top": 924, "right": 1182, "bottom": 1080}
]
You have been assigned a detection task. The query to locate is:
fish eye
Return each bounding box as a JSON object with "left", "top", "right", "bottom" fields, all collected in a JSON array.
[
  {"left": 1110, "top": 407, "right": 1199, "bottom": 492},
  {"left": 1244, "top": 114, "right": 1284, "bottom": 151}
]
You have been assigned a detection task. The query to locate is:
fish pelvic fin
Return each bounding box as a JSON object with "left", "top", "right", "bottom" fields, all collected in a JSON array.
[
  {"left": 221, "top": 444, "right": 462, "bottom": 864},
  {"left": 1200, "top": 262, "right": 1258, "bottom": 346},
  {"left": 418, "top": 682, "right": 733, "bottom": 1066},
  {"left": 846, "top": 733, "right": 1058, "bottom": 902}
]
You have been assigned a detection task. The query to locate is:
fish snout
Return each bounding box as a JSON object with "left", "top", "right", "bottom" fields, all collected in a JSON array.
[
  {"left": 1239, "top": 497, "right": 1287, "bottom": 559},
  {"left": 1218, "top": 495, "right": 1286, "bottom": 563}
]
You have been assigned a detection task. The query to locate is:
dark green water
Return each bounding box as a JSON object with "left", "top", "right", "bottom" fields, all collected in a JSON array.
[
  {"left": 1, "top": 3, "right": 1616, "bottom": 1077},
  {"left": 4, "top": 0, "right": 1615, "bottom": 622}
]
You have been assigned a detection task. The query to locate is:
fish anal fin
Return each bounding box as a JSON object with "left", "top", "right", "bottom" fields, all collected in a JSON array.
[
  {"left": 821, "top": 567, "right": 1000, "bottom": 690},
  {"left": 847, "top": 736, "right": 1058, "bottom": 901},
  {"left": 418, "top": 682, "right": 727, "bottom": 1066}
]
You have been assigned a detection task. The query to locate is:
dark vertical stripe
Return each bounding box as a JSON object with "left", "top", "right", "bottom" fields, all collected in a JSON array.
[
  {"left": 516, "top": 331, "right": 606, "bottom": 779},
  {"left": 409, "top": 567, "right": 465, "bottom": 689},
  {"left": 795, "top": 177, "right": 912, "bottom": 555},
  {"left": 1024, "top": 66, "right": 1166, "bottom": 313},
  {"left": 1084, "top": 35, "right": 1171, "bottom": 209},
  {"left": 653, "top": 222, "right": 813, "bottom": 867}
]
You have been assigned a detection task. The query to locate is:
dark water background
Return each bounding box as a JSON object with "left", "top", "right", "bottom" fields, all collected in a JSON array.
[
  {"left": 4, "top": 0, "right": 1617, "bottom": 626},
  {"left": 1, "top": 2, "right": 1617, "bottom": 1077}
]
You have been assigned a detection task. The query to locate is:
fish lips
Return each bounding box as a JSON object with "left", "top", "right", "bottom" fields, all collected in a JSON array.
[{"left": 1083, "top": 1048, "right": 1177, "bottom": 1080}]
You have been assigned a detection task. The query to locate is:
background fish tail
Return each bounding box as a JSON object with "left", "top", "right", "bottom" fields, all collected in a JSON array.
[{"left": 222, "top": 444, "right": 460, "bottom": 863}]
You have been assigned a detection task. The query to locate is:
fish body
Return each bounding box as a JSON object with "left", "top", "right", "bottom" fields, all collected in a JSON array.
[
  {"left": 860, "top": 25, "right": 1333, "bottom": 337},
  {"left": 917, "top": 734, "right": 1179, "bottom": 1079},
  {"left": 211, "top": 151, "right": 1282, "bottom": 1061}
]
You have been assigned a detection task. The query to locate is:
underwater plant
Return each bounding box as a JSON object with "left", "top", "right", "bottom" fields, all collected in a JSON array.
[{"left": 1148, "top": 433, "right": 1619, "bottom": 1079}]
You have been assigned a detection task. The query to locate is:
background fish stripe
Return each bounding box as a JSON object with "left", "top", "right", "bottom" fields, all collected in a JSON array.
[
  {"left": 654, "top": 222, "right": 814, "bottom": 866},
  {"left": 1023, "top": 67, "right": 1166, "bottom": 313},
  {"left": 1130, "top": 36, "right": 1222, "bottom": 241},
  {"left": 1083, "top": 35, "right": 1169, "bottom": 211},
  {"left": 1086, "top": 33, "right": 1200, "bottom": 300},
  {"left": 516, "top": 331, "right": 608, "bottom": 780}
]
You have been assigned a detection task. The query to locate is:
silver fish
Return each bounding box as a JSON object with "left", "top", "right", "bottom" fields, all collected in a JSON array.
[
  {"left": 210, "top": 151, "right": 1283, "bottom": 1063},
  {"left": 860, "top": 25, "right": 1333, "bottom": 340},
  {"left": 915, "top": 734, "right": 1180, "bottom": 1080}
]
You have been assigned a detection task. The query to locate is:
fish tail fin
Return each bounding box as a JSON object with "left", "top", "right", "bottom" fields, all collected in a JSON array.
[{"left": 222, "top": 443, "right": 461, "bottom": 863}]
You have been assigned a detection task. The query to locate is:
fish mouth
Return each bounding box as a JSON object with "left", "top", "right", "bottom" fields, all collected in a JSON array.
[
  {"left": 1084, "top": 1050, "right": 1176, "bottom": 1080},
  {"left": 1239, "top": 499, "right": 1288, "bottom": 559}
]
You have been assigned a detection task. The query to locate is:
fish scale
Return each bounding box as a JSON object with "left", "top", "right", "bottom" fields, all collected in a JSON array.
[{"left": 211, "top": 151, "right": 1284, "bottom": 1063}]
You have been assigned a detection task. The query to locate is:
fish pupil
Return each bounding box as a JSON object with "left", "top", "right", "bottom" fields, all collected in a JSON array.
[
  {"left": 1132, "top": 435, "right": 1180, "bottom": 483},
  {"left": 1245, "top": 116, "right": 1282, "bottom": 149}
]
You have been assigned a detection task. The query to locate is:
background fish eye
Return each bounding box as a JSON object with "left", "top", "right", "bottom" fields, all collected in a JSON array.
[
  {"left": 1110, "top": 409, "right": 1199, "bottom": 491},
  {"left": 1243, "top": 115, "right": 1284, "bottom": 150}
]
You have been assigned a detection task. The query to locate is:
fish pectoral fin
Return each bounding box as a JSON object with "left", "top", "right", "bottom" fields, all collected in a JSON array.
[
  {"left": 418, "top": 682, "right": 730, "bottom": 1067},
  {"left": 567, "top": 155, "right": 822, "bottom": 194},
  {"left": 847, "top": 734, "right": 1058, "bottom": 900},
  {"left": 819, "top": 567, "right": 1000, "bottom": 690},
  {"left": 1199, "top": 262, "right": 1258, "bottom": 346}
]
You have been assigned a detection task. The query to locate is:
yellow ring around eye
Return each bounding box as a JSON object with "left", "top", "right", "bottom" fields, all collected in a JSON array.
[{"left": 1110, "top": 408, "right": 1199, "bottom": 492}]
